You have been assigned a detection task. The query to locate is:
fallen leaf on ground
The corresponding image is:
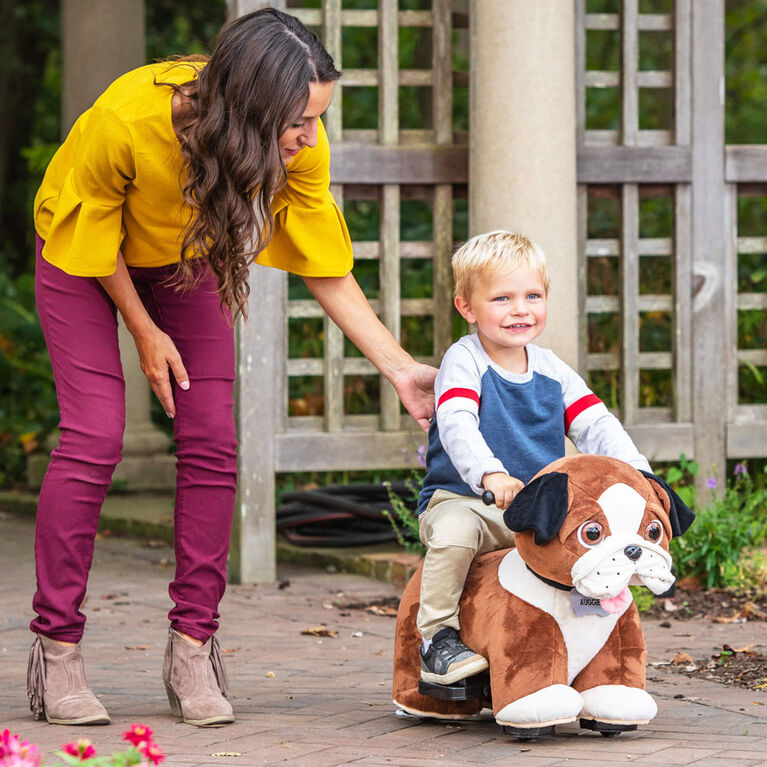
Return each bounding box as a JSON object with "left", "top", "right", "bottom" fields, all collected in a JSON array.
[
  {"left": 222, "top": 647, "right": 240, "bottom": 653},
  {"left": 672, "top": 651, "right": 694, "bottom": 665},
  {"left": 301, "top": 625, "right": 338, "bottom": 637},
  {"left": 266, "top": 671, "right": 276, "bottom": 678},
  {"left": 365, "top": 605, "right": 398, "bottom": 617},
  {"left": 212, "top": 753, "right": 241, "bottom": 757},
  {"left": 663, "top": 599, "right": 680, "bottom": 612},
  {"left": 713, "top": 615, "right": 746, "bottom": 624},
  {"left": 125, "top": 645, "right": 148, "bottom": 651},
  {"left": 743, "top": 602, "right": 767, "bottom": 620}
]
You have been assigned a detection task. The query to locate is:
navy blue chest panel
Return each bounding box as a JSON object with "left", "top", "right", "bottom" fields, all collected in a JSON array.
[{"left": 418, "top": 369, "right": 566, "bottom": 513}]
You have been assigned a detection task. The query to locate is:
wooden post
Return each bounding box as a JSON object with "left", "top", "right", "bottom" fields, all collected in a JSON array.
[
  {"left": 690, "top": 1, "right": 729, "bottom": 496},
  {"left": 228, "top": 0, "right": 286, "bottom": 583},
  {"left": 469, "top": 0, "right": 579, "bottom": 370},
  {"left": 379, "top": 0, "right": 402, "bottom": 430}
]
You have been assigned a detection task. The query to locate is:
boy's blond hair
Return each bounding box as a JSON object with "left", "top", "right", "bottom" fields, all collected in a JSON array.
[{"left": 452, "top": 231, "right": 550, "bottom": 298}]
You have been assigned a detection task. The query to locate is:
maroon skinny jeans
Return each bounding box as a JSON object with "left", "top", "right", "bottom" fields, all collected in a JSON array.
[{"left": 31, "top": 236, "right": 237, "bottom": 643}]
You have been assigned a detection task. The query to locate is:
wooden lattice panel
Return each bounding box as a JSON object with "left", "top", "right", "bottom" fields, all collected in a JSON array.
[
  {"left": 728, "top": 184, "right": 767, "bottom": 457},
  {"left": 577, "top": 0, "right": 689, "bottom": 147},
  {"left": 283, "top": 0, "right": 463, "bottom": 438},
  {"left": 575, "top": 0, "right": 695, "bottom": 460}
]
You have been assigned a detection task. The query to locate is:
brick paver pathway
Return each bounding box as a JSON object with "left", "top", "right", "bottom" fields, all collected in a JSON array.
[{"left": 1, "top": 512, "right": 766, "bottom": 766}]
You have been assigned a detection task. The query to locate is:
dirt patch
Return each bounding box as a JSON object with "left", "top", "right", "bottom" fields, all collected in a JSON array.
[
  {"left": 646, "top": 586, "right": 767, "bottom": 693},
  {"left": 658, "top": 645, "right": 767, "bottom": 694},
  {"left": 645, "top": 585, "right": 767, "bottom": 623}
]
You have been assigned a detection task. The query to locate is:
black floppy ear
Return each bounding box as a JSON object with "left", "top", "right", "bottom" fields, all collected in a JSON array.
[
  {"left": 503, "top": 471, "right": 569, "bottom": 545},
  {"left": 639, "top": 470, "right": 695, "bottom": 537}
]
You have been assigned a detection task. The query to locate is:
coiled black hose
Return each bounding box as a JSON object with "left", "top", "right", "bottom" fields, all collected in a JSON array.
[{"left": 276, "top": 482, "right": 417, "bottom": 547}]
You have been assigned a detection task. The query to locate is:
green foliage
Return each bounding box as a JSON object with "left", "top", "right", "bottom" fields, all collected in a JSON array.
[
  {"left": 382, "top": 476, "right": 425, "bottom": 555},
  {"left": 657, "top": 452, "right": 698, "bottom": 510},
  {"left": 0, "top": 271, "right": 58, "bottom": 488},
  {"left": 55, "top": 747, "right": 147, "bottom": 766},
  {"left": 670, "top": 463, "right": 767, "bottom": 589},
  {"left": 629, "top": 585, "right": 656, "bottom": 614}
]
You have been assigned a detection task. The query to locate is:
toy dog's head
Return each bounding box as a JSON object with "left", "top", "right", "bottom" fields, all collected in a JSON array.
[{"left": 503, "top": 455, "right": 694, "bottom": 608}]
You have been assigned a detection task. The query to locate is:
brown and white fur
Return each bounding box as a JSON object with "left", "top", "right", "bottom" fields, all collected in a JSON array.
[{"left": 392, "top": 454, "right": 694, "bottom": 732}]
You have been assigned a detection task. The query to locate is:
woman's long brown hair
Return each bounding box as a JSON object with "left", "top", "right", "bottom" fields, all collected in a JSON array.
[{"left": 160, "top": 8, "right": 340, "bottom": 320}]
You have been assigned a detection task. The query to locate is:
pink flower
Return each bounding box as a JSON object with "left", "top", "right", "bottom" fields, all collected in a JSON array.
[
  {"left": 706, "top": 477, "right": 717, "bottom": 489},
  {"left": 123, "top": 723, "right": 154, "bottom": 748},
  {"left": 0, "top": 730, "right": 42, "bottom": 767},
  {"left": 140, "top": 742, "right": 165, "bottom": 765},
  {"left": 61, "top": 739, "right": 96, "bottom": 760},
  {"left": 416, "top": 444, "right": 426, "bottom": 468}
]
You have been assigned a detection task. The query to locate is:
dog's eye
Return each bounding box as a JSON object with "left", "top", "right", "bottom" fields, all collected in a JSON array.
[
  {"left": 577, "top": 521, "right": 604, "bottom": 547},
  {"left": 644, "top": 520, "right": 663, "bottom": 543}
]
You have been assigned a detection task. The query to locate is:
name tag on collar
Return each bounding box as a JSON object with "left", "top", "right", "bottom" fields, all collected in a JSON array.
[{"left": 571, "top": 590, "right": 610, "bottom": 617}]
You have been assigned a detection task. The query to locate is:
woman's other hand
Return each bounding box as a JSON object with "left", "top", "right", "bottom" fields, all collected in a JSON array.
[{"left": 392, "top": 362, "right": 438, "bottom": 432}]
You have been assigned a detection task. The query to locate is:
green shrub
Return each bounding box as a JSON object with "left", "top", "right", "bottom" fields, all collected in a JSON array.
[
  {"left": 670, "top": 463, "right": 767, "bottom": 589},
  {"left": 629, "top": 585, "right": 656, "bottom": 614},
  {"left": 383, "top": 475, "right": 425, "bottom": 556},
  {"left": 0, "top": 271, "right": 58, "bottom": 487}
]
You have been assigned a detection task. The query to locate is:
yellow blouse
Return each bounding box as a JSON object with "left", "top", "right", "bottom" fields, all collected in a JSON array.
[{"left": 34, "top": 61, "right": 353, "bottom": 278}]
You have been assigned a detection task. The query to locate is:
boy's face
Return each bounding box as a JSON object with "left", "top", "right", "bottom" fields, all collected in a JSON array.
[{"left": 454, "top": 266, "right": 548, "bottom": 365}]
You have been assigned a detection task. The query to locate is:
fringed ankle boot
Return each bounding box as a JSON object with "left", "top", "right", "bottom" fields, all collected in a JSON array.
[
  {"left": 27, "top": 634, "right": 111, "bottom": 725},
  {"left": 162, "top": 628, "right": 234, "bottom": 727}
]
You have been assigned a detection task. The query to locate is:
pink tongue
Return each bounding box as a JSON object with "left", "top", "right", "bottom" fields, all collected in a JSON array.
[{"left": 600, "top": 587, "right": 631, "bottom": 614}]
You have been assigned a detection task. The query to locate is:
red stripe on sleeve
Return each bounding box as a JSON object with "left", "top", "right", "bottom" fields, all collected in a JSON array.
[
  {"left": 564, "top": 393, "right": 602, "bottom": 433},
  {"left": 437, "top": 387, "right": 480, "bottom": 409}
]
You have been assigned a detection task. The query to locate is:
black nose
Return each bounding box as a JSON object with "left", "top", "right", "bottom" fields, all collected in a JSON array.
[{"left": 624, "top": 545, "right": 642, "bottom": 561}]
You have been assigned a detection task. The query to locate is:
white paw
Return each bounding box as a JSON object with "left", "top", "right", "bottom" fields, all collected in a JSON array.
[
  {"left": 495, "top": 684, "right": 584, "bottom": 727},
  {"left": 579, "top": 685, "right": 657, "bottom": 724}
]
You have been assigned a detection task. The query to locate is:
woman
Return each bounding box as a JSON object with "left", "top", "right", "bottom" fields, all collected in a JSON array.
[{"left": 28, "top": 8, "right": 435, "bottom": 728}]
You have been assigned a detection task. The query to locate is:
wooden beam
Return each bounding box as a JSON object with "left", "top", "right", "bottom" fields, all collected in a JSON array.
[
  {"left": 577, "top": 146, "right": 691, "bottom": 182},
  {"left": 329, "top": 144, "right": 694, "bottom": 186},
  {"left": 726, "top": 146, "right": 767, "bottom": 182},
  {"left": 330, "top": 143, "right": 468, "bottom": 184}
]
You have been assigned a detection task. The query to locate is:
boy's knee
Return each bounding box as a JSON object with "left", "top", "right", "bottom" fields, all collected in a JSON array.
[{"left": 426, "top": 503, "right": 483, "bottom": 550}]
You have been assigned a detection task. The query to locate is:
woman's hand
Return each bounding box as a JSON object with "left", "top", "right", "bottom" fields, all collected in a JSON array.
[
  {"left": 391, "top": 362, "right": 438, "bottom": 432},
  {"left": 133, "top": 326, "right": 190, "bottom": 419},
  {"left": 97, "top": 252, "right": 189, "bottom": 418}
]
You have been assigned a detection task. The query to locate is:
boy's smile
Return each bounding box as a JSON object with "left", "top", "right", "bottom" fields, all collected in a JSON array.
[{"left": 454, "top": 266, "right": 548, "bottom": 373}]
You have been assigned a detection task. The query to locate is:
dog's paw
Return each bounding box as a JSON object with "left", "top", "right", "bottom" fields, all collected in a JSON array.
[
  {"left": 495, "top": 684, "right": 584, "bottom": 728},
  {"left": 579, "top": 685, "right": 657, "bottom": 724}
]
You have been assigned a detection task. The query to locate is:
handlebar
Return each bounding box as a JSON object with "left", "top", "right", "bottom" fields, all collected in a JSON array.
[{"left": 481, "top": 490, "right": 496, "bottom": 506}]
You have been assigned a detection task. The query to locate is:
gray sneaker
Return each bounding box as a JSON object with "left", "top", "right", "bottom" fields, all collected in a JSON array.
[{"left": 420, "top": 627, "right": 489, "bottom": 685}]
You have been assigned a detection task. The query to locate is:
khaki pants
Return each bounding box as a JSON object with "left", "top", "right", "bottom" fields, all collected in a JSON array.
[{"left": 417, "top": 489, "right": 516, "bottom": 639}]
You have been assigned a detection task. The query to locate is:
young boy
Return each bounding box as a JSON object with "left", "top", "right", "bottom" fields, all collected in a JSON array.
[{"left": 418, "top": 231, "right": 651, "bottom": 685}]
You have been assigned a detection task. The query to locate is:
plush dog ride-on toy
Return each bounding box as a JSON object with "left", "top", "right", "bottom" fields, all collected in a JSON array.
[{"left": 392, "top": 454, "right": 694, "bottom": 739}]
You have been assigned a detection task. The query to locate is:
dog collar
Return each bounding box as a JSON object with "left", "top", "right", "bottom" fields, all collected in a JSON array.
[{"left": 525, "top": 564, "right": 573, "bottom": 592}]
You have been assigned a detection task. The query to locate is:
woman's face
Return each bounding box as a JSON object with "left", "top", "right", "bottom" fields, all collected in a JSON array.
[{"left": 279, "top": 80, "right": 335, "bottom": 164}]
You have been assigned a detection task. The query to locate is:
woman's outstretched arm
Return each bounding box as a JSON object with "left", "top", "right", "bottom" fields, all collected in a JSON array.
[{"left": 303, "top": 273, "right": 437, "bottom": 431}]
